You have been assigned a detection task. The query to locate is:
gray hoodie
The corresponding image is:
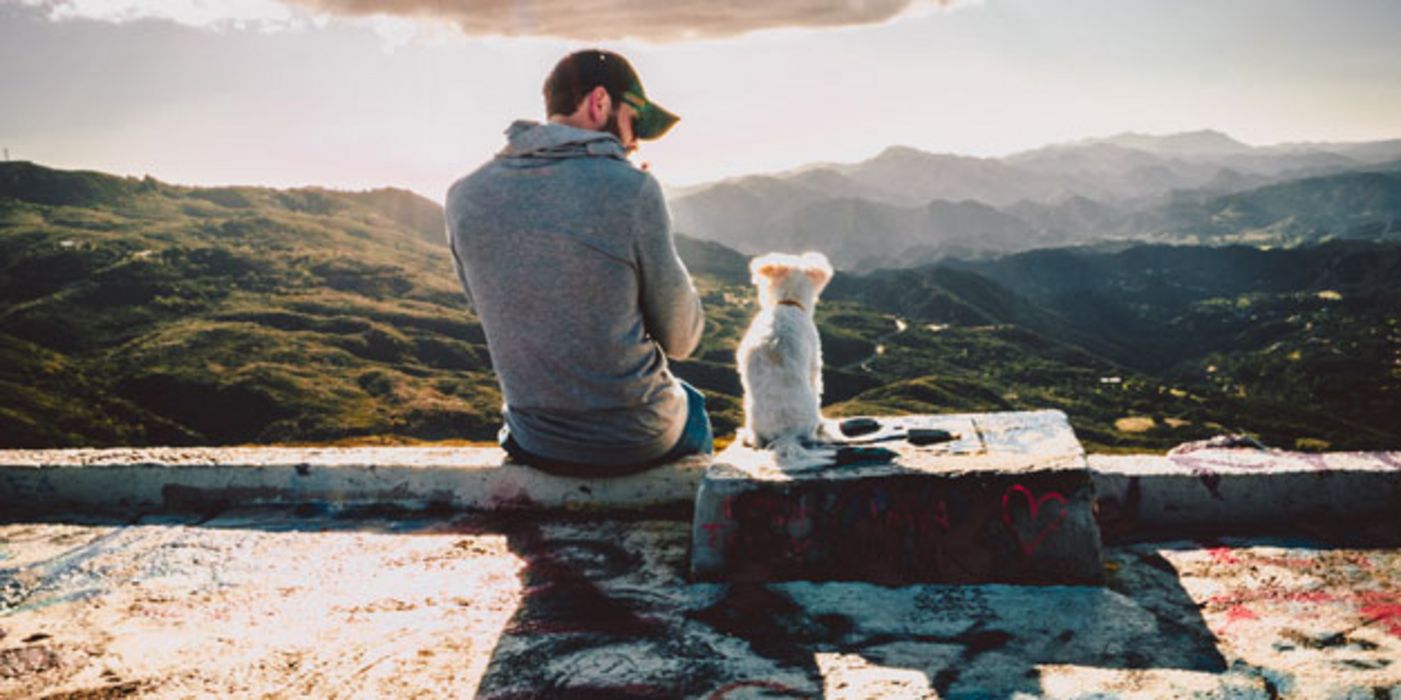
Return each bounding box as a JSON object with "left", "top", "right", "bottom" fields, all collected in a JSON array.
[{"left": 445, "top": 120, "right": 704, "bottom": 465}]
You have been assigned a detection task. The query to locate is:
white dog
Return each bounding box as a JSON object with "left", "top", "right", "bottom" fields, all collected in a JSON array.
[{"left": 737, "top": 251, "right": 837, "bottom": 469}]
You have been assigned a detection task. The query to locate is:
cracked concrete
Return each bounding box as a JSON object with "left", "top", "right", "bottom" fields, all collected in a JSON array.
[{"left": 2, "top": 505, "right": 1398, "bottom": 698}]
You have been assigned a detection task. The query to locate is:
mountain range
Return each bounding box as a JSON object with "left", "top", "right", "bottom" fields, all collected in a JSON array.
[
  {"left": 669, "top": 130, "right": 1401, "bottom": 270},
  {"left": 1, "top": 160, "right": 1398, "bottom": 454}
]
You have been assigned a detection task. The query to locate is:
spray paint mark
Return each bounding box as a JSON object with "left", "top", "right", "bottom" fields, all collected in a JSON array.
[
  {"left": 0, "top": 527, "right": 136, "bottom": 615},
  {"left": 1169, "top": 454, "right": 1225, "bottom": 500},
  {"left": 1225, "top": 605, "right": 1259, "bottom": 623},
  {"left": 1207, "top": 547, "right": 1241, "bottom": 565},
  {"left": 1373, "top": 453, "right": 1401, "bottom": 471},
  {"left": 1000, "top": 485, "right": 1067, "bottom": 556},
  {"left": 1355, "top": 592, "right": 1401, "bottom": 638}
]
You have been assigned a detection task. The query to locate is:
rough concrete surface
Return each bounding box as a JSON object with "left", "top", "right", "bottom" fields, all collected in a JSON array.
[
  {"left": 693, "top": 412, "right": 1104, "bottom": 585},
  {"left": 1091, "top": 448, "right": 1401, "bottom": 536},
  {"left": 3, "top": 505, "right": 1399, "bottom": 699},
  {"left": 0, "top": 447, "right": 709, "bottom": 514}
]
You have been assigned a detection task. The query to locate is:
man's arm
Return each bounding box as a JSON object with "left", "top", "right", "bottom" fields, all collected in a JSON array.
[
  {"left": 447, "top": 234, "right": 477, "bottom": 315},
  {"left": 444, "top": 189, "right": 477, "bottom": 315},
  {"left": 633, "top": 175, "right": 704, "bottom": 359}
]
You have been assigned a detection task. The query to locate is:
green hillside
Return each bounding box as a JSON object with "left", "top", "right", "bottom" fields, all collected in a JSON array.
[
  {"left": 2, "top": 162, "right": 1397, "bottom": 453},
  {"left": 1132, "top": 168, "right": 1401, "bottom": 244},
  {"left": 0, "top": 162, "right": 500, "bottom": 446}
]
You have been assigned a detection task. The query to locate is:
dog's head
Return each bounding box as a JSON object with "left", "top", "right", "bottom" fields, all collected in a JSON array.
[{"left": 749, "top": 252, "right": 833, "bottom": 311}]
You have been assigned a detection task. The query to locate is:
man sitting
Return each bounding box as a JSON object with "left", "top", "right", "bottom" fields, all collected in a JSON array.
[{"left": 445, "top": 49, "right": 710, "bottom": 476}]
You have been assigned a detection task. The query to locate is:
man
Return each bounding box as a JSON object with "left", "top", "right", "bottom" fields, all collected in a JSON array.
[{"left": 445, "top": 49, "right": 710, "bottom": 476}]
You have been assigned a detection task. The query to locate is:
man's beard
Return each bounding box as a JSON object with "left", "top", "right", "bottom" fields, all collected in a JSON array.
[
  {"left": 603, "top": 107, "right": 637, "bottom": 155},
  {"left": 603, "top": 108, "right": 624, "bottom": 142}
]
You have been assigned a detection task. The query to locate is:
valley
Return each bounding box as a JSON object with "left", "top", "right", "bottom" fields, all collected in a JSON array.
[{"left": 1, "top": 157, "right": 1397, "bottom": 453}]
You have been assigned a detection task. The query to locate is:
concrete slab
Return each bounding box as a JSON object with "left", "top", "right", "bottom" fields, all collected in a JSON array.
[
  {"left": 692, "top": 411, "right": 1105, "bottom": 585},
  {"left": 0, "top": 446, "right": 708, "bottom": 515},
  {"left": 1091, "top": 448, "right": 1401, "bottom": 539},
  {"left": 2, "top": 507, "right": 1397, "bottom": 698}
]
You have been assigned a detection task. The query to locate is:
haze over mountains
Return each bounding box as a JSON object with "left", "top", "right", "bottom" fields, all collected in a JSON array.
[
  {"left": 2, "top": 159, "right": 1399, "bottom": 454},
  {"left": 669, "top": 130, "right": 1401, "bottom": 270}
]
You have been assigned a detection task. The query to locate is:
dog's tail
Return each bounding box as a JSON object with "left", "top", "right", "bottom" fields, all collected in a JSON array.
[{"left": 768, "top": 435, "right": 837, "bottom": 471}]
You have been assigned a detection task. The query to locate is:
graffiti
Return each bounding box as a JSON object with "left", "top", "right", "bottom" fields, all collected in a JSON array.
[
  {"left": 1001, "top": 485, "right": 1068, "bottom": 556},
  {"left": 1096, "top": 475, "right": 1143, "bottom": 541},
  {"left": 1199, "top": 540, "right": 1377, "bottom": 573},
  {"left": 697, "top": 476, "right": 1086, "bottom": 585},
  {"left": 0, "top": 527, "right": 134, "bottom": 616},
  {"left": 1356, "top": 592, "right": 1401, "bottom": 638},
  {"left": 1204, "top": 568, "right": 1401, "bottom": 640},
  {"left": 702, "top": 486, "right": 957, "bottom": 558},
  {"left": 1163, "top": 449, "right": 1401, "bottom": 501},
  {"left": 1167, "top": 453, "right": 1231, "bottom": 500},
  {"left": 974, "top": 413, "right": 1073, "bottom": 456}
]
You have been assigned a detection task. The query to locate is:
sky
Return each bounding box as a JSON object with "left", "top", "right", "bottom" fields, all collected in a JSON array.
[{"left": 2, "top": 0, "right": 1400, "bottom": 198}]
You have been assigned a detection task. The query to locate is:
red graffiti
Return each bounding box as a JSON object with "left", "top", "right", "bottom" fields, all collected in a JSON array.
[
  {"left": 700, "top": 523, "right": 726, "bottom": 548},
  {"left": 1200, "top": 544, "right": 1345, "bottom": 572},
  {"left": 1356, "top": 592, "right": 1401, "bottom": 638},
  {"left": 1208, "top": 590, "right": 1337, "bottom": 608},
  {"left": 1207, "top": 547, "right": 1241, "bottom": 565},
  {"left": 1001, "top": 484, "right": 1067, "bottom": 556},
  {"left": 933, "top": 499, "right": 951, "bottom": 532},
  {"left": 1225, "top": 605, "right": 1258, "bottom": 623},
  {"left": 1206, "top": 589, "right": 1401, "bottom": 638}
]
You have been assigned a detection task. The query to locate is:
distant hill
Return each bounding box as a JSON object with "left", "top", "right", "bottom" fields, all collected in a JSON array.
[
  {"left": 671, "top": 130, "right": 1401, "bottom": 271},
  {"left": 1125, "top": 169, "right": 1401, "bottom": 244},
  {"left": 0, "top": 162, "right": 497, "bottom": 446},
  {"left": 3, "top": 162, "right": 1398, "bottom": 453}
]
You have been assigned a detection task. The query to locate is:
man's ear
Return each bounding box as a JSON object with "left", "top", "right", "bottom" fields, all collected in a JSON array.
[{"left": 588, "top": 86, "right": 611, "bottom": 125}]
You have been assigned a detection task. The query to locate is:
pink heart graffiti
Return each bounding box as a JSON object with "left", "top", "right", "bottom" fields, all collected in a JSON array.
[{"left": 1001, "top": 484, "right": 1068, "bottom": 556}]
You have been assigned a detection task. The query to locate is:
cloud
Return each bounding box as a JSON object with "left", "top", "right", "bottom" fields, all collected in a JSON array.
[
  {"left": 290, "top": 0, "right": 977, "bottom": 41},
  {"left": 10, "top": 0, "right": 979, "bottom": 41},
  {"left": 12, "top": 0, "right": 311, "bottom": 31}
]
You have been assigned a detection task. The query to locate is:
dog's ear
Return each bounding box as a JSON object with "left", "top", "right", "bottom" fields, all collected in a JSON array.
[
  {"left": 801, "top": 252, "right": 833, "bottom": 289},
  {"left": 750, "top": 254, "right": 792, "bottom": 284}
]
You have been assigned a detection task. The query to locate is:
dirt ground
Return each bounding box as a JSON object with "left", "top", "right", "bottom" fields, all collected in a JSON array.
[{"left": 2, "top": 506, "right": 1399, "bottom": 699}]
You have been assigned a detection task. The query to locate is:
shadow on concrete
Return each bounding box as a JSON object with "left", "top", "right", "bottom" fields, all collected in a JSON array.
[
  {"left": 426, "top": 509, "right": 1232, "bottom": 699},
  {"left": 5, "top": 505, "right": 1398, "bottom": 698}
]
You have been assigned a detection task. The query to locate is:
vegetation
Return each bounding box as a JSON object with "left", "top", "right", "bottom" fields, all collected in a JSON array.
[{"left": 2, "top": 162, "right": 1397, "bottom": 453}]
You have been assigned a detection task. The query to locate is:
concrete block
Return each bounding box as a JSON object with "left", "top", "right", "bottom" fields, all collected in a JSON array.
[
  {"left": 691, "top": 410, "right": 1105, "bottom": 586},
  {"left": 1091, "top": 448, "right": 1401, "bottom": 536},
  {"left": 0, "top": 446, "right": 708, "bottom": 516}
]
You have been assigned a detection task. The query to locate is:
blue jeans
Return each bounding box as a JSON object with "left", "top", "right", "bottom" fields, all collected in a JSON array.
[{"left": 501, "top": 380, "right": 713, "bottom": 476}]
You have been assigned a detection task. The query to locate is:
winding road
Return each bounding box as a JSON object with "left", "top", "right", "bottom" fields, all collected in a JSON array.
[{"left": 841, "top": 315, "right": 908, "bottom": 372}]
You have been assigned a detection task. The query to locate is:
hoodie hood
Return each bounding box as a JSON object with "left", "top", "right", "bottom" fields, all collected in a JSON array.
[{"left": 497, "top": 120, "right": 628, "bottom": 161}]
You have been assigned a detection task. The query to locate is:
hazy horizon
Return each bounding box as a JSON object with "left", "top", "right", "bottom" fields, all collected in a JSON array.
[{"left": 3, "top": 0, "right": 1400, "bottom": 199}]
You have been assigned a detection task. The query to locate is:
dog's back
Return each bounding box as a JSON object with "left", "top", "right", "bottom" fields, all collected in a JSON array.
[
  {"left": 738, "top": 305, "right": 822, "bottom": 444},
  {"left": 736, "top": 252, "right": 833, "bottom": 466}
]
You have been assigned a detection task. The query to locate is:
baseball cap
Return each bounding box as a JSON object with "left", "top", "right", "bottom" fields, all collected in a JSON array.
[{"left": 545, "top": 50, "right": 680, "bottom": 141}]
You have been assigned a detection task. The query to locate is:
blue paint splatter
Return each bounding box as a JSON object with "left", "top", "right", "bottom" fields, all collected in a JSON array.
[{"left": 0, "top": 527, "right": 134, "bottom": 617}]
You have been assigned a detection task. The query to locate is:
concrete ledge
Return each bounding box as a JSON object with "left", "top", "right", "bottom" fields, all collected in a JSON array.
[
  {"left": 4, "top": 425, "right": 1399, "bottom": 540},
  {"left": 692, "top": 411, "right": 1105, "bottom": 586},
  {"left": 0, "top": 446, "right": 709, "bottom": 515},
  {"left": 1091, "top": 448, "right": 1401, "bottom": 536}
]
